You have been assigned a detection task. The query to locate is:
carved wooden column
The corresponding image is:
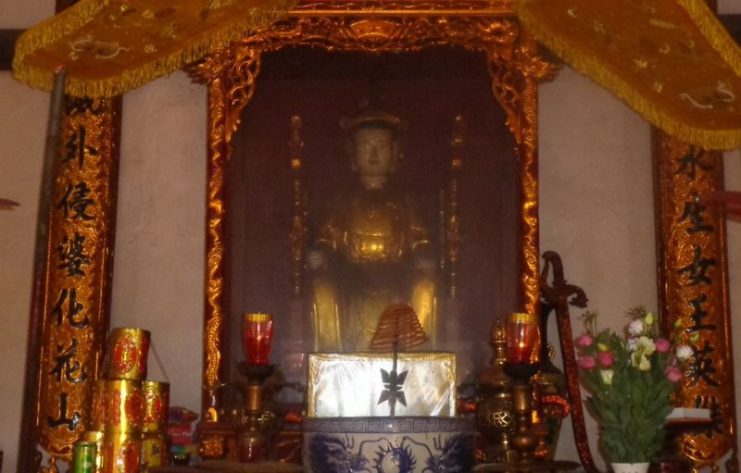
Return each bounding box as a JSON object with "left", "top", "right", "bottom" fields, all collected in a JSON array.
[
  {"left": 36, "top": 97, "right": 120, "bottom": 470},
  {"left": 487, "top": 27, "right": 556, "bottom": 318},
  {"left": 192, "top": 45, "right": 263, "bottom": 459},
  {"left": 19, "top": 98, "right": 120, "bottom": 473},
  {"left": 17, "top": 5, "right": 120, "bottom": 472},
  {"left": 653, "top": 132, "right": 737, "bottom": 472}
]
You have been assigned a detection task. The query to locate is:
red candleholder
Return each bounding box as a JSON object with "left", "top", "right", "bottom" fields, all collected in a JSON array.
[
  {"left": 242, "top": 313, "right": 273, "bottom": 366},
  {"left": 506, "top": 312, "right": 540, "bottom": 365}
]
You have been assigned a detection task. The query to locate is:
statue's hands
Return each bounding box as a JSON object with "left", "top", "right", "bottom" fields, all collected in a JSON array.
[{"left": 306, "top": 249, "right": 328, "bottom": 271}]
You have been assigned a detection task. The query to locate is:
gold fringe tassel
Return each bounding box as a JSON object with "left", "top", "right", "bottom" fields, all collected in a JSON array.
[
  {"left": 517, "top": 0, "right": 741, "bottom": 150},
  {"left": 13, "top": 0, "right": 109, "bottom": 64},
  {"left": 12, "top": 0, "right": 295, "bottom": 98},
  {"left": 676, "top": 0, "right": 741, "bottom": 77}
]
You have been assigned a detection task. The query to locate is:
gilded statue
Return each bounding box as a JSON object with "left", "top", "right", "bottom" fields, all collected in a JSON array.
[{"left": 308, "top": 108, "right": 438, "bottom": 352}]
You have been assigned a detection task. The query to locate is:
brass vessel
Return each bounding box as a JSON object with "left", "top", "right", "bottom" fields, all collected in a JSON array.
[{"left": 476, "top": 321, "right": 516, "bottom": 462}]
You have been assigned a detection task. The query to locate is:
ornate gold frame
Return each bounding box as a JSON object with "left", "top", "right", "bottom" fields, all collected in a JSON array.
[{"left": 188, "top": 0, "right": 556, "bottom": 430}]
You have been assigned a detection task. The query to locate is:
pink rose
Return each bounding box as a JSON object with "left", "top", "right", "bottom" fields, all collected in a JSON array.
[
  {"left": 576, "top": 333, "right": 594, "bottom": 348},
  {"left": 655, "top": 338, "right": 671, "bottom": 353},
  {"left": 578, "top": 356, "right": 596, "bottom": 369},
  {"left": 597, "top": 351, "right": 615, "bottom": 368},
  {"left": 665, "top": 366, "right": 683, "bottom": 383}
]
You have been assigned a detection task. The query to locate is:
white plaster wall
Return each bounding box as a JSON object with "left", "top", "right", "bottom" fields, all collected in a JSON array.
[
  {"left": 112, "top": 72, "right": 207, "bottom": 411},
  {"left": 539, "top": 67, "right": 656, "bottom": 467},
  {"left": 0, "top": 0, "right": 54, "bottom": 464},
  {"left": 0, "top": 73, "right": 49, "bottom": 473},
  {"left": 1, "top": 1, "right": 740, "bottom": 472},
  {"left": 718, "top": 0, "right": 739, "bottom": 14},
  {"left": 0, "top": 0, "right": 51, "bottom": 28}
]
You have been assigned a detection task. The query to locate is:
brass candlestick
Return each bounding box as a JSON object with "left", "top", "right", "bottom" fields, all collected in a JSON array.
[
  {"left": 236, "top": 312, "right": 277, "bottom": 462},
  {"left": 237, "top": 364, "right": 275, "bottom": 463},
  {"left": 503, "top": 312, "right": 540, "bottom": 463},
  {"left": 477, "top": 322, "right": 515, "bottom": 463},
  {"left": 504, "top": 363, "right": 539, "bottom": 463},
  {"left": 475, "top": 316, "right": 579, "bottom": 473}
]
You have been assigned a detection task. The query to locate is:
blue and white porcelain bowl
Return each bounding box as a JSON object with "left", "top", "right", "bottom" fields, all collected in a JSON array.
[{"left": 303, "top": 416, "right": 476, "bottom": 473}]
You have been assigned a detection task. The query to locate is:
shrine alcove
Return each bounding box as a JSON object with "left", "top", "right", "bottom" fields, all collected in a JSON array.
[{"left": 224, "top": 46, "right": 521, "bottom": 389}]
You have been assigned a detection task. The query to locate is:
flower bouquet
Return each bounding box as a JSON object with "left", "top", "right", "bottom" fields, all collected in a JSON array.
[{"left": 574, "top": 307, "right": 693, "bottom": 467}]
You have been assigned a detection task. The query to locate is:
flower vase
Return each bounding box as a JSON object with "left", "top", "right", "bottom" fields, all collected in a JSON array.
[{"left": 611, "top": 463, "right": 650, "bottom": 473}]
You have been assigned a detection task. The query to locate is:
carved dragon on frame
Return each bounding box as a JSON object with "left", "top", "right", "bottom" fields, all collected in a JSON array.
[
  {"left": 190, "top": 13, "right": 557, "bottom": 151},
  {"left": 189, "top": 0, "right": 559, "bottom": 456}
]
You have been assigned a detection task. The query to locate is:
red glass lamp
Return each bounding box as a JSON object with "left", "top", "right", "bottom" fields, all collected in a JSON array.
[
  {"left": 506, "top": 312, "right": 541, "bottom": 366},
  {"left": 242, "top": 312, "right": 274, "bottom": 366}
]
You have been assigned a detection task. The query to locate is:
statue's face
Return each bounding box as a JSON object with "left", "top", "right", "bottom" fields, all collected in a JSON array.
[{"left": 351, "top": 127, "right": 397, "bottom": 178}]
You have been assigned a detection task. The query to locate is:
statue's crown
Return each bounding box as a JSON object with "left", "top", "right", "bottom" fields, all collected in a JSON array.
[{"left": 340, "top": 107, "right": 406, "bottom": 133}]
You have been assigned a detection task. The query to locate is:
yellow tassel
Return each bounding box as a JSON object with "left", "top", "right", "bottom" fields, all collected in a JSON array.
[
  {"left": 517, "top": 0, "right": 741, "bottom": 150},
  {"left": 676, "top": 0, "right": 741, "bottom": 77},
  {"left": 13, "top": 0, "right": 109, "bottom": 65},
  {"left": 12, "top": 0, "right": 295, "bottom": 98}
]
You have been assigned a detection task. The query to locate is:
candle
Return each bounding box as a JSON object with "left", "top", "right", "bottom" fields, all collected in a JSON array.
[
  {"left": 242, "top": 313, "right": 274, "bottom": 366},
  {"left": 506, "top": 312, "right": 540, "bottom": 364}
]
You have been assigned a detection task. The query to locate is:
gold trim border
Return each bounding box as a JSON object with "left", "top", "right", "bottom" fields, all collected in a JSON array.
[{"left": 196, "top": 0, "right": 553, "bottom": 426}]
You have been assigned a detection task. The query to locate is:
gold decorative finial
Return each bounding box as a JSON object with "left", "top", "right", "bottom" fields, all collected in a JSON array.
[
  {"left": 491, "top": 320, "right": 506, "bottom": 345},
  {"left": 489, "top": 320, "right": 508, "bottom": 366}
]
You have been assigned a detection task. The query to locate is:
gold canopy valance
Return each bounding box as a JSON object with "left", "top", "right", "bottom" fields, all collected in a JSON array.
[
  {"left": 12, "top": 0, "right": 294, "bottom": 98},
  {"left": 11, "top": 0, "right": 741, "bottom": 148},
  {"left": 518, "top": 0, "right": 741, "bottom": 150}
]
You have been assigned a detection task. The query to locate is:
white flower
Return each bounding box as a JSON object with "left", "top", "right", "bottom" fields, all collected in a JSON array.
[
  {"left": 675, "top": 345, "right": 693, "bottom": 361},
  {"left": 636, "top": 336, "right": 656, "bottom": 356},
  {"left": 600, "top": 369, "right": 614, "bottom": 385},
  {"left": 627, "top": 337, "right": 638, "bottom": 351},
  {"left": 628, "top": 319, "right": 644, "bottom": 336},
  {"left": 631, "top": 352, "right": 652, "bottom": 371}
]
